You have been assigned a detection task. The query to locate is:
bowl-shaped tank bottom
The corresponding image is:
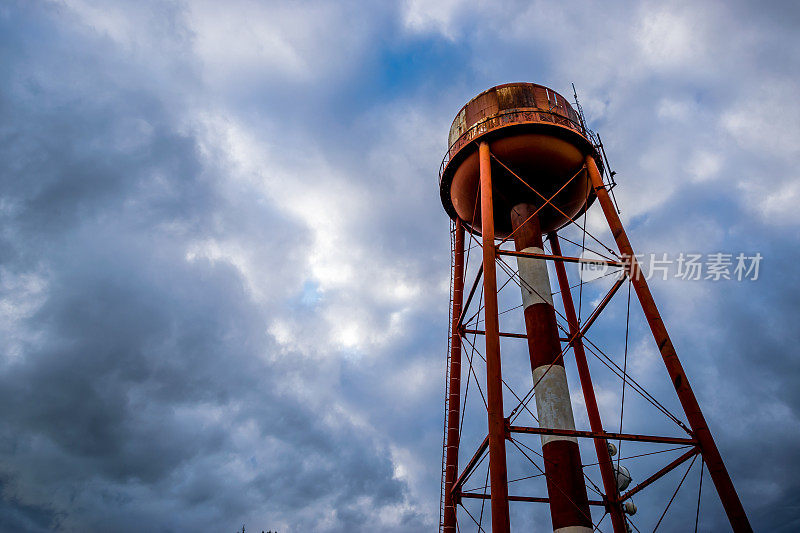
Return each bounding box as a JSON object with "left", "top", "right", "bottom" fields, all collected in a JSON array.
[{"left": 449, "top": 133, "right": 592, "bottom": 236}]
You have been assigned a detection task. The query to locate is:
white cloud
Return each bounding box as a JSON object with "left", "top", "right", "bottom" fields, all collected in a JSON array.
[
  {"left": 740, "top": 179, "right": 800, "bottom": 225},
  {"left": 635, "top": 8, "right": 700, "bottom": 69},
  {"left": 192, "top": 107, "right": 444, "bottom": 357},
  {"left": 0, "top": 267, "right": 49, "bottom": 365},
  {"left": 60, "top": 0, "right": 148, "bottom": 47},
  {"left": 656, "top": 97, "right": 697, "bottom": 122},
  {"left": 401, "top": 0, "right": 469, "bottom": 40},
  {"left": 722, "top": 82, "right": 800, "bottom": 159},
  {"left": 687, "top": 150, "right": 722, "bottom": 182},
  {"left": 187, "top": 1, "right": 312, "bottom": 81},
  {"left": 186, "top": 0, "right": 374, "bottom": 89},
  {"left": 720, "top": 80, "right": 800, "bottom": 222}
]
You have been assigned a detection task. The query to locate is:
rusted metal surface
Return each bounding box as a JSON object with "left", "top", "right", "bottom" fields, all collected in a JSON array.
[
  {"left": 447, "top": 83, "right": 583, "bottom": 157},
  {"left": 442, "top": 220, "right": 465, "bottom": 533},
  {"left": 440, "top": 83, "right": 597, "bottom": 236},
  {"left": 549, "top": 232, "right": 627, "bottom": 533},
  {"left": 585, "top": 155, "right": 753, "bottom": 532},
  {"left": 478, "top": 141, "right": 511, "bottom": 532}
]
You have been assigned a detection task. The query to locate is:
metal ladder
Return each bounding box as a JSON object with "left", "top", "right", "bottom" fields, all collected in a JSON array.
[{"left": 438, "top": 220, "right": 457, "bottom": 532}]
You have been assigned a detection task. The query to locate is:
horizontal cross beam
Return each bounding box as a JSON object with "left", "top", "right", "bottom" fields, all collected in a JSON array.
[
  {"left": 460, "top": 492, "right": 606, "bottom": 506},
  {"left": 508, "top": 425, "right": 697, "bottom": 446},
  {"left": 462, "top": 328, "right": 569, "bottom": 342},
  {"left": 496, "top": 248, "right": 624, "bottom": 268}
]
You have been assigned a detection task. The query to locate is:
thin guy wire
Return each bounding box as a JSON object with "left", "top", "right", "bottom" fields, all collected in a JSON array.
[
  {"left": 465, "top": 340, "right": 488, "bottom": 412},
  {"left": 580, "top": 336, "right": 689, "bottom": 432},
  {"left": 582, "top": 445, "right": 693, "bottom": 468},
  {"left": 558, "top": 234, "right": 617, "bottom": 262},
  {"left": 694, "top": 458, "right": 704, "bottom": 533},
  {"left": 578, "top": 177, "right": 591, "bottom": 322},
  {"left": 463, "top": 472, "right": 545, "bottom": 493},
  {"left": 617, "top": 280, "right": 632, "bottom": 471},
  {"left": 461, "top": 334, "right": 539, "bottom": 422},
  {"left": 551, "top": 267, "right": 623, "bottom": 297},
  {"left": 513, "top": 436, "right": 605, "bottom": 505},
  {"left": 653, "top": 454, "right": 698, "bottom": 532},
  {"left": 462, "top": 272, "right": 514, "bottom": 328},
  {"left": 458, "top": 503, "right": 487, "bottom": 533},
  {"left": 458, "top": 330, "right": 478, "bottom": 437},
  {"left": 477, "top": 464, "right": 489, "bottom": 529}
]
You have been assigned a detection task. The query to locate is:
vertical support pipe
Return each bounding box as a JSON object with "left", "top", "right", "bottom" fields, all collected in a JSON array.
[
  {"left": 585, "top": 154, "right": 752, "bottom": 532},
  {"left": 549, "top": 232, "right": 626, "bottom": 533},
  {"left": 443, "top": 220, "right": 465, "bottom": 533},
  {"left": 510, "top": 205, "right": 592, "bottom": 532},
  {"left": 479, "top": 141, "right": 511, "bottom": 532}
]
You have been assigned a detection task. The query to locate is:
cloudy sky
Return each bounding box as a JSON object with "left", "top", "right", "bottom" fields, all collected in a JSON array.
[{"left": 1, "top": 0, "right": 799, "bottom": 531}]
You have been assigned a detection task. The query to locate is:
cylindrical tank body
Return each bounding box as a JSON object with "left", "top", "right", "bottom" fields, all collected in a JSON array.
[{"left": 439, "top": 83, "right": 598, "bottom": 235}]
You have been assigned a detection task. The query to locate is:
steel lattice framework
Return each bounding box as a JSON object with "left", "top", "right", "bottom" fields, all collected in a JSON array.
[{"left": 437, "top": 84, "right": 752, "bottom": 533}]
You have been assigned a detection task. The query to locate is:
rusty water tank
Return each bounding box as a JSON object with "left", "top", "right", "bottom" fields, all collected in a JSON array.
[{"left": 439, "top": 82, "right": 599, "bottom": 236}]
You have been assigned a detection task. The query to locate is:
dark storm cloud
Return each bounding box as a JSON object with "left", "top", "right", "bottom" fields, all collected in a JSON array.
[{"left": 0, "top": 3, "right": 421, "bottom": 532}]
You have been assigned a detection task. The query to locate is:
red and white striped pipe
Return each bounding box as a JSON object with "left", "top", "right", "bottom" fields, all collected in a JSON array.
[{"left": 511, "top": 203, "right": 592, "bottom": 533}]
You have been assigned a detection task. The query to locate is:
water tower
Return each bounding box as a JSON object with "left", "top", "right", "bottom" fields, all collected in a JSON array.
[{"left": 438, "top": 83, "right": 751, "bottom": 532}]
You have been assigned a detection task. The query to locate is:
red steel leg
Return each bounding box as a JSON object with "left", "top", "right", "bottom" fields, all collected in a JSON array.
[
  {"left": 549, "top": 232, "right": 626, "bottom": 533},
  {"left": 585, "top": 155, "right": 752, "bottom": 532},
  {"left": 479, "top": 141, "right": 511, "bottom": 532}
]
